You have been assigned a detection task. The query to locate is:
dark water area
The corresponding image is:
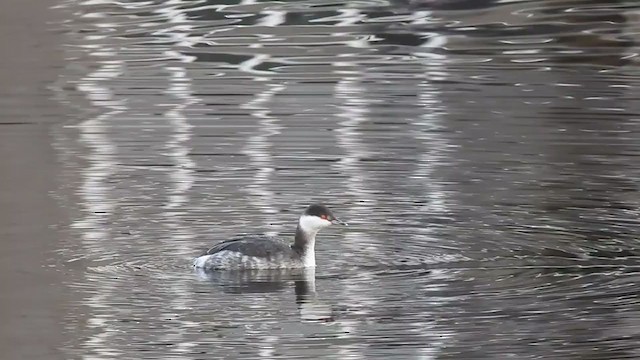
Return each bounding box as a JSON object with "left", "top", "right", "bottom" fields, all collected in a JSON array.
[{"left": 2, "top": 0, "right": 640, "bottom": 358}]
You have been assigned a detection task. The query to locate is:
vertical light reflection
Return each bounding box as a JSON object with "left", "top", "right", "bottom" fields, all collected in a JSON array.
[
  {"left": 240, "top": 8, "right": 286, "bottom": 237},
  {"left": 257, "top": 335, "right": 277, "bottom": 358},
  {"left": 241, "top": 81, "right": 285, "bottom": 236},
  {"left": 331, "top": 9, "right": 386, "bottom": 359},
  {"left": 413, "top": 31, "right": 451, "bottom": 219},
  {"left": 162, "top": 64, "right": 196, "bottom": 214},
  {"left": 333, "top": 33, "right": 376, "bottom": 360},
  {"left": 235, "top": 8, "right": 287, "bottom": 358},
  {"left": 74, "top": 60, "right": 124, "bottom": 360},
  {"left": 155, "top": 2, "right": 198, "bottom": 358},
  {"left": 68, "top": 1, "right": 202, "bottom": 357},
  {"left": 410, "top": 21, "right": 454, "bottom": 358}
]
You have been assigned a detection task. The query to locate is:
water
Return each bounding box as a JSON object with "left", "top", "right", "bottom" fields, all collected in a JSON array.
[{"left": 2, "top": 0, "right": 640, "bottom": 358}]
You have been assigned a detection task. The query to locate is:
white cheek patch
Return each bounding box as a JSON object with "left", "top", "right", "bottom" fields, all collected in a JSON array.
[{"left": 299, "top": 215, "right": 331, "bottom": 232}]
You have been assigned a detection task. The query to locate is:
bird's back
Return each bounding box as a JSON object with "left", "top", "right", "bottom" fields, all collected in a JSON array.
[
  {"left": 195, "top": 234, "right": 298, "bottom": 270},
  {"left": 203, "top": 234, "right": 292, "bottom": 257}
]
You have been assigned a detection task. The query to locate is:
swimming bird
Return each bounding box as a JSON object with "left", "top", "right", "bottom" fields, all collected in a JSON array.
[{"left": 193, "top": 204, "right": 346, "bottom": 270}]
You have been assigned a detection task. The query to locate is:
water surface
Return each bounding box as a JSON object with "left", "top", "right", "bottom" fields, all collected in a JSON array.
[{"left": 2, "top": 0, "right": 640, "bottom": 358}]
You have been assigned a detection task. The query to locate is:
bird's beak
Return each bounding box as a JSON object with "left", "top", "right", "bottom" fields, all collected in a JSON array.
[{"left": 331, "top": 218, "right": 348, "bottom": 226}]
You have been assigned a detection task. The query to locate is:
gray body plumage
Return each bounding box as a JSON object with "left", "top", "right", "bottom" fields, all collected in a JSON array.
[
  {"left": 194, "top": 235, "right": 304, "bottom": 270},
  {"left": 202, "top": 235, "right": 293, "bottom": 258}
]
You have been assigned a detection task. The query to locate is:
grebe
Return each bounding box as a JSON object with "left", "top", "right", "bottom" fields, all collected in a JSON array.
[{"left": 193, "top": 204, "right": 346, "bottom": 270}]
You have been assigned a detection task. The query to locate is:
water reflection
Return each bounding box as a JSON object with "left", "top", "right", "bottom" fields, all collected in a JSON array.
[
  {"left": 195, "top": 267, "right": 335, "bottom": 323},
  {"left": 46, "top": 0, "right": 640, "bottom": 358},
  {"left": 241, "top": 80, "right": 285, "bottom": 234}
]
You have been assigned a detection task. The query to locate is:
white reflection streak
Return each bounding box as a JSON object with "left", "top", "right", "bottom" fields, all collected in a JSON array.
[
  {"left": 241, "top": 82, "right": 285, "bottom": 235},
  {"left": 238, "top": 10, "right": 284, "bottom": 75},
  {"left": 162, "top": 67, "right": 196, "bottom": 214},
  {"left": 412, "top": 17, "right": 453, "bottom": 359},
  {"left": 257, "top": 336, "right": 278, "bottom": 358},
  {"left": 240, "top": 10, "right": 287, "bottom": 357},
  {"left": 334, "top": 73, "right": 375, "bottom": 360},
  {"left": 75, "top": 59, "right": 124, "bottom": 360},
  {"left": 257, "top": 10, "right": 285, "bottom": 27},
  {"left": 157, "top": 1, "right": 198, "bottom": 357},
  {"left": 238, "top": 54, "right": 275, "bottom": 75},
  {"left": 413, "top": 31, "right": 449, "bottom": 218},
  {"left": 333, "top": 11, "right": 376, "bottom": 356},
  {"left": 240, "top": 7, "right": 286, "bottom": 238}
]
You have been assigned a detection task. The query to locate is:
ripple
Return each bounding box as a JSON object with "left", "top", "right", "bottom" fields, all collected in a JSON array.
[{"left": 85, "top": 256, "right": 189, "bottom": 276}]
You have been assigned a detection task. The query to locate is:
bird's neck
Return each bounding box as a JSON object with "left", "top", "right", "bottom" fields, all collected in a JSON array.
[{"left": 293, "top": 221, "right": 318, "bottom": 266}]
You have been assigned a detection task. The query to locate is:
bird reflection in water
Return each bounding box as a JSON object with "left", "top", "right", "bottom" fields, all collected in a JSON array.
[{"left": 194, "top": 267, "right": 335, "bottom": 323}]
